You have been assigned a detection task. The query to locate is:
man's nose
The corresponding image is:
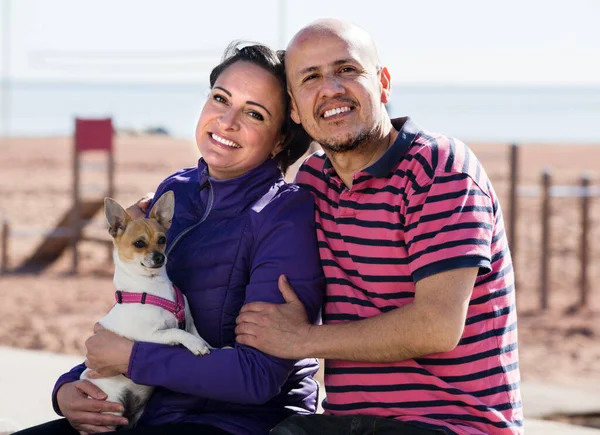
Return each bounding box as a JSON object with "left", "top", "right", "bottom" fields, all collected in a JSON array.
[{"left": 320, "top": 75, "right": 345, "bottom": 98}]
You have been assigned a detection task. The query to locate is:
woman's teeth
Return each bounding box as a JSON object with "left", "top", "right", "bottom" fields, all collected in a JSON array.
[
  {"left": 323, "top": 106, "right": 351, "bottom": 118},
  {"left": 212, "top": 133, "right": 240, "bottom": 148}
]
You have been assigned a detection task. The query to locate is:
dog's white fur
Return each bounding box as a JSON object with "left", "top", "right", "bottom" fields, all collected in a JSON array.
[{"left": 80, "top": 191, "right": 210, "bottom": 427}]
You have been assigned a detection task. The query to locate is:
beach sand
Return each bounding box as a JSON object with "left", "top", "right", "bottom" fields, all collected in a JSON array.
[{"left": 0, "top": 135, "right": 599, "bottom": 391}]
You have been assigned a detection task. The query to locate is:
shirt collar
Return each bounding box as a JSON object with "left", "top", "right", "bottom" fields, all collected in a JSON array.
[{"left": 321, "top": 117, "right": 420, "bottom": 179}]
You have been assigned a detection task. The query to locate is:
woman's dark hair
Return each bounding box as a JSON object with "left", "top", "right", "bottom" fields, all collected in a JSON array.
[{"left": 209, "top": 41, "right": 312, "bottom": 174}]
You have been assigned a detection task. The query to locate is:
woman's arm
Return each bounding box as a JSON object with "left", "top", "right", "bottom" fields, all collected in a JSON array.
[{"left": 126, "top": 186, "right": 324, "bottom": 403}]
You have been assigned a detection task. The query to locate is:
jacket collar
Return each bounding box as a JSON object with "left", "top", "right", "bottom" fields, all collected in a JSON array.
[{"left": 196, "top": 157, "right": 283, "bottom": 213}]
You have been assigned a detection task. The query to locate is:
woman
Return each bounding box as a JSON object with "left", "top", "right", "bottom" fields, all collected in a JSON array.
[{"left": 17, "top": 43, "right": 324, "bottom": 435}]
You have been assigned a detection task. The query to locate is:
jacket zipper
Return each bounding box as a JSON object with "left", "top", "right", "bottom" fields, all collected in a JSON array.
[{"left": 166, "top": 180, "right": 214, "bottom": 257}]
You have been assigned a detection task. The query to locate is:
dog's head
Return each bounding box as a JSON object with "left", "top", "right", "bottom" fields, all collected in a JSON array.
[{"left": 104, "top": 191, "right": 175, "bottom": 276}]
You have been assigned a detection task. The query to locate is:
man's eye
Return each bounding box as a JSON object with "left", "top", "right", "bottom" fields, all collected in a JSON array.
[
  {"left": 157, "top": 236, "right": 166, "bottom": 245},
  {"left": 133, "top": 240, "right": 147, "bottom": 249},
  {"left": 248, "top": 111, "right": 264, "bottom": 121},
  {"left": 340, "top": 67, "right": 356, "bottom": 74},
  {"left": 303, "top": 74, "right": 318, "bottom": 83}
]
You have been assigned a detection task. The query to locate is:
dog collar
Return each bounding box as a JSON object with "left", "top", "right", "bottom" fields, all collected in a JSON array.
[{"left": 115, "top": 285, "right": 186, "bottom": 330}]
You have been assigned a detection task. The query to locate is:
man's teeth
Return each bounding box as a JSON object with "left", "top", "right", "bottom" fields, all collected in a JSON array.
[
  {"left": 212, "top": 134, "right": 240, "bottom": 148},
  {"left": 323, "top": 106, "right": 351, "bottom": 118}
]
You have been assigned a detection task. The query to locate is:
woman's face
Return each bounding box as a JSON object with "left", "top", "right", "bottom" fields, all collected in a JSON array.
[{"left": 195, "top": 61, "right": 286, "bottom": 180}]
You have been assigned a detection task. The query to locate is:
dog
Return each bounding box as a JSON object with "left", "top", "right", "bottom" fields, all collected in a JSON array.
[{"left": 80, "top": 190, "right": 210, "bottom": 427}]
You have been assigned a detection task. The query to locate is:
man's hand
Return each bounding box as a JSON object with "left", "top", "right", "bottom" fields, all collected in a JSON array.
[
  {"left": 125, "top": 193, "right": 154, "bottom": 219},
  {"left": 56, "top": 380, "right": 128, "bottom": 434},
  {"left": 84, "top": 324, "right": 134, "bottom": 379},
  {"left": 235, "top": 275, "right": 312, "bottom": 359}
]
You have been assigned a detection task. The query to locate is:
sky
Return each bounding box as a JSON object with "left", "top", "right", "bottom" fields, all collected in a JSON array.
[{"left": 1, "top": 0, "right": 600, "bottom": 86}]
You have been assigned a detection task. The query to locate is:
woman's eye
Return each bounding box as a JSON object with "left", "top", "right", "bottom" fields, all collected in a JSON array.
[
  {"left": 213, "top": 94, "right": 227, "bottom": 104},
  {"left": 248, "top": 111, "right": 264, "bottom": 121},
  {"left": 157, "top": 236, "right": 166, "bottom": 245},
  {"left": 133, "top": 240, "right": 147, "bottom": 249}
]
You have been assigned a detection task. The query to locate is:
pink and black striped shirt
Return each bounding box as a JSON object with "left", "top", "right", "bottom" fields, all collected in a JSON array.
[{"left": 296, "top": 117, "right": 522, "bottom": 434}]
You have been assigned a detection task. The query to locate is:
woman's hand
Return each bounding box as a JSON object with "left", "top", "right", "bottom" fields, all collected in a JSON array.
[
  {"left": 125, "top": 193, "right": 154, "bottom": 219},
  {"left": 56, "top": 380, "right": 128, "bottom": 433},
  {"left": 84, "top": 324, "right": 134, "bottom": 379}
]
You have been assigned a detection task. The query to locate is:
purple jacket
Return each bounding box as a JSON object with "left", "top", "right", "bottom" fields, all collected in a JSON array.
[{"left": 52, "top": 158, "right": 325, "bottom": 435}]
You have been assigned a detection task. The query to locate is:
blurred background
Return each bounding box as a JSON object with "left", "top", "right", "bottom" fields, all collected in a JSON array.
[
  {"left": 1, "top": 0, "right": 599, "bottom": 431},
  {"left": 1, "top": 0, "right": 600, "bottom": 140}
]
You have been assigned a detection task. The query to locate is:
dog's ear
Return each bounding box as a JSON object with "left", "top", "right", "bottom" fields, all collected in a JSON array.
[
  {"left": 104, "top": 197, "right": 131, "bottom": 238},
  {"left": 149, "top": 191, "right": 175, "bottom": 230}
]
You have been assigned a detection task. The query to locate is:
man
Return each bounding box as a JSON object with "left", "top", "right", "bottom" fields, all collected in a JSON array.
[{"left": 236, "top": 19, "right": 522, "bottom": 435}]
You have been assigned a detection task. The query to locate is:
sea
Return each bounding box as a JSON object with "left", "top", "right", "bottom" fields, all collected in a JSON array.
[{"left": 2, "top": 82, "right": 600, "bottom": 143}]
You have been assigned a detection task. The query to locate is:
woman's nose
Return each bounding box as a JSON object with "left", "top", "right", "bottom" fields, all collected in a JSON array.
[{"left": 217, "top": 109, "right": 239, "bottom": 130}]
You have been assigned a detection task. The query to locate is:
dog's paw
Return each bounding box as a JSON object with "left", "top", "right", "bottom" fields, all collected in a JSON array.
[{"left": 184, "top": 338, "right": 211, "bottom": 356}]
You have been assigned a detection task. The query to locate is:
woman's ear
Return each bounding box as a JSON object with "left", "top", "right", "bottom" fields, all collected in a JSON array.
[{"left": 271, "top": 136, "right": 285, "bottom": 158}]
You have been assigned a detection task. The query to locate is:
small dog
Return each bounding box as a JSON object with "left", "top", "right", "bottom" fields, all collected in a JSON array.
[{"left": 80, "top": 191, "right": 210, "bottom": 427}]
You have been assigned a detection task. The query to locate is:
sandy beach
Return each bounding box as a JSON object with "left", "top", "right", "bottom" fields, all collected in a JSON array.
[{"left": 0, "top": 135, "right": 599, "bottom": 391}]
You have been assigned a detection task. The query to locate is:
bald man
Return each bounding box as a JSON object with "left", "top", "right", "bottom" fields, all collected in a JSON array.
[{"left": 236, "top": 19, "right": 522, "bottom": 435}]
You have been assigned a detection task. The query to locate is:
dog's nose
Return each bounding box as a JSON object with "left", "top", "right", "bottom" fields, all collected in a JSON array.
[{"left": 152, "top": 252, "right": 165, "bottom": 265}]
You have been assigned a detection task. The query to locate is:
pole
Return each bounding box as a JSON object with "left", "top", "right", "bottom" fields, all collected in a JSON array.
[
  {"left": 508, "top": 143, "right": 519, "bottom": 291},
  {"left": 540, "top": 169, "right": 551, "bottom": 310},
  {"left": 72, "top": 132, "right": 80, "bottom": 274},
  {"left": 107, "top": 138, "right": 115, "bottom": 263},
  {"left": 579, "top": 174, "right": 590, "bottom": 307},
  {"left": 1, "top": 0, "right": 11, "bottom": 137},
  {"left": 1, "top": 219, "right": 8, "bottom": 274},
  {"left": 278, "top": 0, "right": 287, "bottom": 49}
]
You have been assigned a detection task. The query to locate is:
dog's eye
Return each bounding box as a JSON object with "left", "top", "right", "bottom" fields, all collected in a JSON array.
[
  {"left": 133, "top": 240, "right": 147, "bottom": 249},
  {"left": 157, "top": 236, "right": 166, "bottom": 245}
]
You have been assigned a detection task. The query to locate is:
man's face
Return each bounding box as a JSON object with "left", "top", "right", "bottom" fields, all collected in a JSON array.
[{"left": 286, "top": 31, "right": 389, "bottom": 153}]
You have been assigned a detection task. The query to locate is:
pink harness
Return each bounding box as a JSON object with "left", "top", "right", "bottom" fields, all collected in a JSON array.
[{"left": 115, "top": 286, "right": 186, "bottom": 330}]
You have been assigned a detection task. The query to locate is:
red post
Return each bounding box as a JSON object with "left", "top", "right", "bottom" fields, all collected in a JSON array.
[{"left": 72, "top": 118, "right": 114, "bottom": 273}]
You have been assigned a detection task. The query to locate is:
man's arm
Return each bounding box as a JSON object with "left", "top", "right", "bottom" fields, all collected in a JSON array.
[{"left": 236, "top": 266, "right": 477, "bottom": 362}]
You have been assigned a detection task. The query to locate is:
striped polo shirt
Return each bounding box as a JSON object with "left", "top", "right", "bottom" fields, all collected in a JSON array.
[{"left": 296, "top": 117, "right": 522, "bottom": 435}]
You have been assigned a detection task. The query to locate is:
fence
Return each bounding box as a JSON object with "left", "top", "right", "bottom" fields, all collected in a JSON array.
[{"left": 507, "top": 144, "right": 599, "bottom": 311}]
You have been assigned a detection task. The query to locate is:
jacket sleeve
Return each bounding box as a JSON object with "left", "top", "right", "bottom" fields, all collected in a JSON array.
[
  {"left": 51, "top": 363, "right": 86, "bottom": 415},
  {"left": 128, "top": 186, "right": 325, "bottom": 404}
]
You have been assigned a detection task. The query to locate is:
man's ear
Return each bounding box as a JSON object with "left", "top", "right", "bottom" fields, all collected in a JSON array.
[
  {"left": 379, "top": 66, "right": 391, "bottom": 105},
  {"left": 149, "top": 191, "right": 175, "bottom": 230},
  {"left": 105, "top": 198, "right": 130, "bottom": 238},
  {"left": 288, "top": 89, "right": 301, "bottom": 125}
]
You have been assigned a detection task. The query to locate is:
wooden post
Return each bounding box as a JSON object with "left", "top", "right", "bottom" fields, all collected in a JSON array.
[
  {"left": 1, "top": 220, "right": 8, "bottom": 274},
  {"left": 508, "top": 143, "right": 519, "bottom": 256},
  {"left": 508, "top": 143, "right": 519, "bottom": 297},
  {"left": 540, "top": 169, "right": 552, "bottom": 310},
  {"left": 106, "top": 143, "right": 115, "bottom": 263},
  {"left": 71, "top": 138, "right": 80, "bottom": 274},
  {"left": 579, "top": 175, "right": 591, "bottom": 307}
]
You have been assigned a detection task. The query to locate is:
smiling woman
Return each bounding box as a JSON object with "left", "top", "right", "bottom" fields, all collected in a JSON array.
[
  {"left": 15, "top": 42, "right": 325, "bottom": 435},
  {"left": 196, "top": 61, "right": 287, "bottom": 180}
]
